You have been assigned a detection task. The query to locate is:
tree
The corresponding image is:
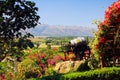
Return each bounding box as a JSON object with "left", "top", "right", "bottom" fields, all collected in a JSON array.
[
  {"left": 92, "top": 0, "right": 120, "bottom": 67},
  {"left": 0, "top": 0, "right": 40, "bottom": 61}
]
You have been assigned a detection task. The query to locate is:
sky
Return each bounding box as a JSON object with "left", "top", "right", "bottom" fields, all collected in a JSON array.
[{"left": 31, "top": 0, "right": 117, "bottom": 27}]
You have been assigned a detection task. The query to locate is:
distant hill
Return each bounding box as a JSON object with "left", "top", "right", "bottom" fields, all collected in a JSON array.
[{"left": 29, "top": 24, "right": 97, "bottom": 37}]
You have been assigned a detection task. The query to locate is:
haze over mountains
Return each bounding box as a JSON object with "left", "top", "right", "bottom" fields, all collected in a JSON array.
[{"left": 29, "top": 24, "right": 97, "bottom": 37}]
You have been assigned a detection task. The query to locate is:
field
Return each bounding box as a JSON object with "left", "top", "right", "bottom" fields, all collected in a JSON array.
[{"left": 29, "top": 36, "right": 77, "bottom": 48}]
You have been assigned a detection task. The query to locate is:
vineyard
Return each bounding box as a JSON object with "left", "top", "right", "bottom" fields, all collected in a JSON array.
[{"left": 0, "top": 0, "right": 120, "bottom": 80}]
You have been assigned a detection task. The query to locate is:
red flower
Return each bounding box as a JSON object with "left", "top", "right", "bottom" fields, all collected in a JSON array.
[
  {"left": 104, "top": 19, "right": 109, "bottom": 25},
  {"left": 47, "top": 58, "right": 51, "bottom": 65},
  {"left": 103, "top": 0, "right": 120, "bottom": 25},
  {"left": 0, "top": 74, "right": 5, "bottom": 80},
  {"left": 51, "top": 59, "right": 55, "bottom": 65},
  {"left": 99, "top": 37, "right": 106, "bottom": 43},
  {"left": 38, "top": 63, "right": 44, "bottom": 68}
]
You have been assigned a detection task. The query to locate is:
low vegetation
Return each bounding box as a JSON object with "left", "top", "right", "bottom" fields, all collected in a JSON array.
[{"left": 40, "top": 67, "right": 120, "bottom": 80}]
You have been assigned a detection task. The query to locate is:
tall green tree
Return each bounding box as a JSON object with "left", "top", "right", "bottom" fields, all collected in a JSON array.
[{"left": 0, "top": 0, "right": 40, "bottom": 61}]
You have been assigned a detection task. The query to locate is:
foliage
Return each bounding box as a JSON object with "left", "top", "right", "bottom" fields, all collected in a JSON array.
[
  {"left": 16, "top": 59, "right": 41, "bottom": 79},
  {"left": 91, "top": 0, "right": 120, "bottom": 67},
  {"left": 0, "top": 62, "right": 14, "bottom": 80},
  {"left": 0, "top": 0, "right": 40, "bottom": 60},
  {"left": 88, "top": 56, "right": 99, "bottom": 69},
  {"left": 45, "top": 67, "right": 57, "bottom": 76},
  {"left": 17, "top": 38, "right": 34, "bottom": 49},
  {"left": 40, "top": 67, "right": 120, "bottom": 80},
  {"left": 27, "top": 51, "right": 64, "bottom": 67},
  {"left": 0, "top": 62, "right": 7, "bottom": 74},
  {"left": 21, "top": 48, "right": 65, "bottom": 78},
  {"left": 77, "top": 60, "right": 90, "bottom": 72},
  {"left": 47, "top": 43, "right": 51, "bottom": 49}
]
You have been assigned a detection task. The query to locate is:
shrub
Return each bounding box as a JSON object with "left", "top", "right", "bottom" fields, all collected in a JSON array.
[
  {"left": 40, "top": 67, "right": 120, "bottom": 80},
  {"left": 0, "top": 62, "right": 14, "bottom": 80},
  {"left": 22, "top": 48, "right": 65, "bottom": 78},
  {"left": 87, "top": 55, "right": 99, "bottom": 69},
  {"left": 16, "top": 59, "right": 41, "bottom": 79},
  {"left": 77, "top": 60, "right": 90, "bottom": 72},
  {"left": 45, "top": 67, "right": 57, "bottom": 76}
]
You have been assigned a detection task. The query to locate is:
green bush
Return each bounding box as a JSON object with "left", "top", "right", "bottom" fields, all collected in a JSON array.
[
  {"left": 77, "top": 60, "right": 90, "bottom": 72},
  {"left": 0, "top": 62, "right": 15, "bottom": 80},
  {"left": 40, "top": 67, "right": 120, "bottom": 80},
  {"left": 88, "top": 56, "right": 99, "bottom": 69},
  {"left": 0, "top": 62, "right": 7, "bottom": 74},
  {"left": 16, "top": 59, "right": 41, "bottom": 80}
]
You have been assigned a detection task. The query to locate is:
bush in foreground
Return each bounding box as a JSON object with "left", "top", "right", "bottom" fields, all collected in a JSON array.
[{"left": 39, "top": 67, "right": 120, "bottom": 80}]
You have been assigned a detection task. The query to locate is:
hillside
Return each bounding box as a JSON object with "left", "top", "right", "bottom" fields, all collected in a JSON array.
[{"left": 29, "top": 24, "right": 96, "bottom": 37}]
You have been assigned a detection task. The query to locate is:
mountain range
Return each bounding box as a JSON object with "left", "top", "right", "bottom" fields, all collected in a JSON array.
[{"left": 29, "top": 24, "right": 97, "bottom": 37}]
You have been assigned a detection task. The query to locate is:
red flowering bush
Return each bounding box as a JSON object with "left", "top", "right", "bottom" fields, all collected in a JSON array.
[
  {"left": 25, "top": 51, "right": 65, "bottom": 77},
  {"left": 51, "top": 54, "right": 65, "bottom": 65},
  {"left": 91, "top": 0, "right": 120, "bottom": 66},
  {"left": 104, "top": 0, "right": 120, "bottom": 25},
  {"left": 28, "top": 52, "right": 64, "bottom": 67}
]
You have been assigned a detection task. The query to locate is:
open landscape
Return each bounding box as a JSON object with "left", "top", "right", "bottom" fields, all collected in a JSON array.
[{"left": 0, "top": 0, "right": 120, "bottom": 80}]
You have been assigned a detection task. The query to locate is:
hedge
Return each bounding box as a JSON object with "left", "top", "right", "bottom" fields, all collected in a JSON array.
[{"left": 28, "top": 67, "right": 120, "bottom": 80}]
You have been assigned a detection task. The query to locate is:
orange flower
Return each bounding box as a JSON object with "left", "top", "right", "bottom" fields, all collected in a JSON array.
[{"left": 95, "top": 45, "right": 99, "bottom": 49}]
